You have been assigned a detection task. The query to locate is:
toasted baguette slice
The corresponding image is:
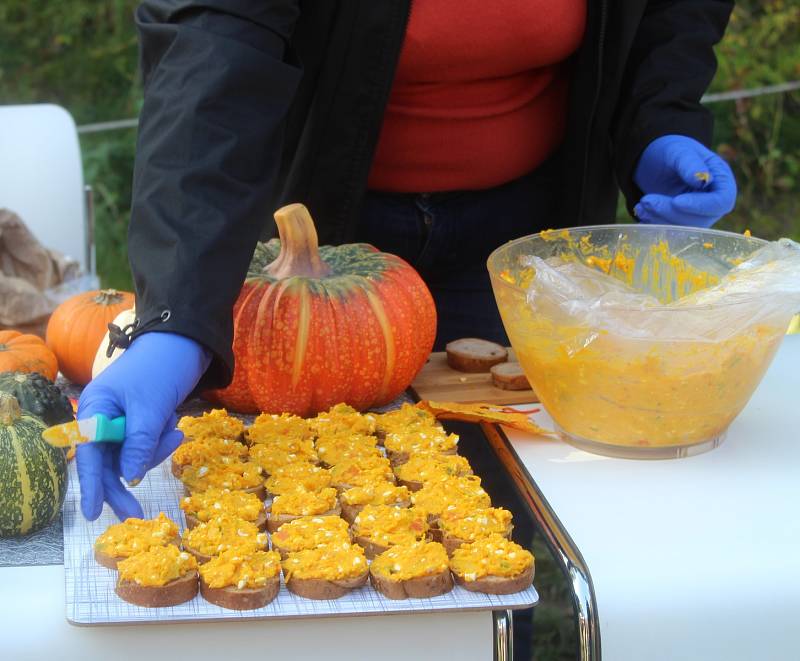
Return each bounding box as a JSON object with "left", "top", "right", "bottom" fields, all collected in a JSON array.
[
  {"left": 442, "top": 527, "right": 513, "bottom": 556},
  {"left": 490, "top": 362, "right": 532, "bottom": 391},
  {"left": 182, "top": 544, "right": 215, "bottom": 565},
  {"left": 370, "top": 566, "right": 453, "bottom": 600},
  {"left": 184, "top": 509, "right": 268, "bottom": 532},
  {"left": 388, "top": 445, "right": 458, "bottom": 468},
  {"left": 446, "top": 338, "right": 508, "bottom": 373},
  {"left": 453, "top": 564, "right": 534, "bottom": 595},
  {"left": 265, "top": 505, "right": 342, "bottom": 534},
  {"left": 285, "top": 570, "right": 368, "bottom": 600},
  {"left": 94, "top": 537, "right": 180, "bottom": 570},
  {"left": 352, "top": 535, "right": 392, "bottom": 560},
  {"left": 199, "top": 575, "right": 280, "bottom": 610},
  {"left": 115, "top": 570, "right": 199, "bottom": 607},
  {"left": 340, "top": 499, "right": 411, "bottom": 524}
]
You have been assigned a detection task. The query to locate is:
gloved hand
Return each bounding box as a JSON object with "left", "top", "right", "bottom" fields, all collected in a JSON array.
[
  {"left": 633, "top": 134, "right": 737, "bottom": 227},
  {"left": 77, "top": 332, "right": 211, "bottom": 521}
]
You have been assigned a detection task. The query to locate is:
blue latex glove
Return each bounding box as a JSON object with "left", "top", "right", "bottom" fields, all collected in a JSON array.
[
  {"left": 633, "top": 135, "right": 737, "bottom": 227},
  {"left": 77, "top": 332, "right": 211, "bottom": 521}
]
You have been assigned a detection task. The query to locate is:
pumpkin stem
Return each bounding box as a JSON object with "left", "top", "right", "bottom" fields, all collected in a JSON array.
[
  {"left": 265, "top": 204, "right": 333, "bottom": 279},
  {"left": 93, "top": 289, "right": 124, "bottom": 306},
  {"left": 0, "top": 393, "right": 22, "bottom": 425}
]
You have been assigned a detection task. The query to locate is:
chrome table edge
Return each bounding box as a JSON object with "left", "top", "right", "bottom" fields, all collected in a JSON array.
[
  {"left": 493, "top": 609, "right": 513, "bottom": 661},
  {"left": 481, "top": 422, "right": 602, "bottom": 661}
]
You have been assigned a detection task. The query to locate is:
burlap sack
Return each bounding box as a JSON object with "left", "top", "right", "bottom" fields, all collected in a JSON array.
[{"left": 0, "top": 208, "right": 83, "bottom": 331}]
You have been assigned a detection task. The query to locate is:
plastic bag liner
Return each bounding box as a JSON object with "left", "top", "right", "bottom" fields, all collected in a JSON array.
[{"left": 523, "top": 238, "right": 800, "bottom": 348}]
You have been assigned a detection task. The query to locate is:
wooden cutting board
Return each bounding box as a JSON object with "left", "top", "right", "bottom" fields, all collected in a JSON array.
[{"left": 410, "top": 348, "right": 539, "bottom": 405}]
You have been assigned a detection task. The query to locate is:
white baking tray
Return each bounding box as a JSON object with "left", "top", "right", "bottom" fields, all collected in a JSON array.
[{"left": 64, "top": 461, "right": 538, "bottom": 625}]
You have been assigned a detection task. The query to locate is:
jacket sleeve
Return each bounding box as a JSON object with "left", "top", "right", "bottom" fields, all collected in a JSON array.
[
  {"left": 611, "top": 0, "right": 733, "bottom": 212},
  {"left": 129, "top": 0, "right": 302, "bottom": 389}
]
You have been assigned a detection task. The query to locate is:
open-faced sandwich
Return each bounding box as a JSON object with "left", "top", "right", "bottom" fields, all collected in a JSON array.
[
  {"left": 115, "top": 544, "right": 199, "bottom": 607},
  {"left": 178, "top": 408, "right": 245, "bottom": 443},
  {"left": 369, "top": 540, "right": 453, "bottom": 600},
  {"left": 182, "top": 514, "right": 268, "bottom": 563},
  {"left": 282, "top": 541, "right": 368, "bottom": 599},
  {"left": 383, "top": 428, "right": 459, "bottom": 466},
  {"left": 264, "top": 462, "right": 332, "bottom": 497},
  {"left": 180, "top": 488, "right": 266, "bottom": 531},
  {"left": 267, "top": 487, "right": 340, "bottom": 533},
  {"left": 270, "top": 515, "right": 351, "bottom": 559},
  {"left": 245, "top": 412, "right": 316, "bottom": 445},
  {"left": 314, "top": 433, "right": 381, "bottom": 468},
  {"left": 339, "top": 481, "right": 412, "bottom": 523},
  {"left": 411, "top": 475, "right": 491, "bottom": 537},
  {"left": 329, "top": 455, "right": 394, "bottom": 491},
  {"left": 170, "top": 435, "right": 249, "bottom": 478},
  {"left": 178, "top": 458, "right": 266, "bottom": 500},
  {"left": 393, "top": 452, "right": 473, "bottom": 491},
  {"left": 199, "top": 548, "right": 282, "bottom": 610},
  {"left": 373, "top": 403, "right": 442, "bottom": 444},
  {"left": 449, "top": 534, "right": 534, "bottom": 594},
  {"left": 312, "top": 403, "right": 377, "bottom": 438},
  {"left": 94, "top": 512, "right": 179, "bottom": 569},
  {"left": 350, "top": 504, "right": 428, "bottom": 559},
  {"left": 438, "top": 506, "right": 514, "bottom": 555},
  {"left": 248, "top": 438, "right": 318, "bottom": 476}
]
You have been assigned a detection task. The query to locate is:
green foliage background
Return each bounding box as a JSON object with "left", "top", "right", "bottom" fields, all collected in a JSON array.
[
  {"left": 1, "top": 1, "right": 799, "bottom": 292},
  {"left": 1, "top": 2, "right": 798, "bottom": 658}
]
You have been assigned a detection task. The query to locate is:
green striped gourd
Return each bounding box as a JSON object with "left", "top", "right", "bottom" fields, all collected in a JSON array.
[{"left": 0, "top": 393, "right": 67, "bottom": 537}]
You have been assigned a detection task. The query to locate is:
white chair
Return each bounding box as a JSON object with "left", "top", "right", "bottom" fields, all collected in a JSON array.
[{"left": 0, "top": 103, "right": 93, "bottom": 272}]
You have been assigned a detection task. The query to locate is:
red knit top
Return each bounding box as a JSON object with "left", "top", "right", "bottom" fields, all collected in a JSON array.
[{"left": 368, "top": 0, "right": 587, "bottom": 192}]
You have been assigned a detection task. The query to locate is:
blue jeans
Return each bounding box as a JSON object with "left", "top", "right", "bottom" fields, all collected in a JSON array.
[{"left": 357, "top": 165, "right": 558, "bottom": 351}]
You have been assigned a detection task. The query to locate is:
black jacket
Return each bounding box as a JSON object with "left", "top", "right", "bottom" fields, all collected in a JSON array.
[{"left": 129, "top": 0, "right": 733, "bottom": 388}]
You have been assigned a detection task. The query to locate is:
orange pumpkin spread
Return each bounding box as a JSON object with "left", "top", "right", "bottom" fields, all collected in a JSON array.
[
  {"left": 246, "top": 412, "right": 316, "bottom": 444},
  {"left": 172, "top": 436, "right": 249, "bottom": 469},
  {"left": 272, "top": 516, "right": 351, "bottom": 553},
  {"left": 248, "top": 440, "right": 318, "bottom": 474},
  {"left": 314, "top": 433, "right": 381, "bottom": 466},
  {"left": 312, "top": 404, "right": 377, "bottom": 438},
  {"left": 330, "top": 455, "right": 394, "bottom": 488},
  {"left": 270, "top": 488, "right": 339, "bottom": 517},
  {"left": 394, "top": 453, "right": 473, "bottom": 485},
  {"left": 371, "top": 541, "right": 449, "bottom": 581},
  {"left": 340, "top": 482, "right": 410, "bottom": 507},
  {"left": 352, "top": 505, "right": 428, "bottom": 547},
  {"left": 411, "top": 476, "right": 491, "bottom": 520},
  {"left": 383, "top": 428, "right": 459, "bottom": 457},
  {"left": 199, "top": 549, "right": 281, "bottom": 589},
  {"left": 94, "top": 512, "right": 178, "bottom": 559},
  {"left": 265, "top": 463, "right": 332, "bottom": 495},
  {"left": 117, "top": 545, "right": 198, "bottom": 587},
  {"left": 179, "top": 459, "right": 264, "bottom": 493},
  {"left": 180, "top": 488, "right": 263, "bottom": 524},
  {"left": 282, "top": 541, "right": 367, "bottom": 581},
  {"left": 450, "top": 535, "right": 533, "bottom": 581},
  {"left": 178, "top": 409, "right": 244, "bottom": 442},
  {"left": 182, "top": 515, "right": 268, "bottom": 557},
  {"left": 439, "top": 507, "right": 513, "bottom": 541},
  {"left": 375, "top": 403, "right": 441, "bottom": 436}
]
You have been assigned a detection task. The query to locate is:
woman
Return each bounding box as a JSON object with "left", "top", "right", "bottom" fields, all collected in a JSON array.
[{"left": 77, "top": 0, "right": 736, "bottom": 520}]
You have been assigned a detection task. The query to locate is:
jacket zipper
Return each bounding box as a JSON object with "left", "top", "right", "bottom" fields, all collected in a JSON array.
[{"left": 577, "top": 0, "right": 609, "bottom": 222}]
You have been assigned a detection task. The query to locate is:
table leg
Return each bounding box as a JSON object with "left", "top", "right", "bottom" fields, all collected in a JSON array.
[
  {"left": 493, "top": 609, "right": 513, "bottom": 661},
  {"left": 481, "top": 423, "right": 602, "bottom": 661}
]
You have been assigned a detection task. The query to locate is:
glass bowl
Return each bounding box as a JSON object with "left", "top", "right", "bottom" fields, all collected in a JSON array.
[{"left": 488, "top": 224, "right": 794, "bottom": 459}]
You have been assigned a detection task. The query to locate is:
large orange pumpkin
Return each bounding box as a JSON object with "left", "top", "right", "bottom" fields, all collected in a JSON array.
[
  {"left": 46, "top": 289, "right": 135, "bottom": 385},
  {"left": 0, "top": 331, "right": 58, "bottom": 381},
  {"left": 206, "top": 203, "right": 437, "bottom": 415}
]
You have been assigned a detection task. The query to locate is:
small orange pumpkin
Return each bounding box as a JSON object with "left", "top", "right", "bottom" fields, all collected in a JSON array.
[
  {"left": 0, "top": 330, "right": 58, "bottom": 381},
  {"left": 46, "top": 289, "right": 135, "bottom": 385},
  {"left": 206, "top": 204, "right": 437, "bottom": 415}
]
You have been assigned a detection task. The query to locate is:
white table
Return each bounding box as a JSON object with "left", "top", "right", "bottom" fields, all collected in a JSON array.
[
  {"left": 501, "top": 334, "right": 800, "bottom": 660},
  {"left": 0, "top": 563, "right": 492, "bottom": 660}
]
